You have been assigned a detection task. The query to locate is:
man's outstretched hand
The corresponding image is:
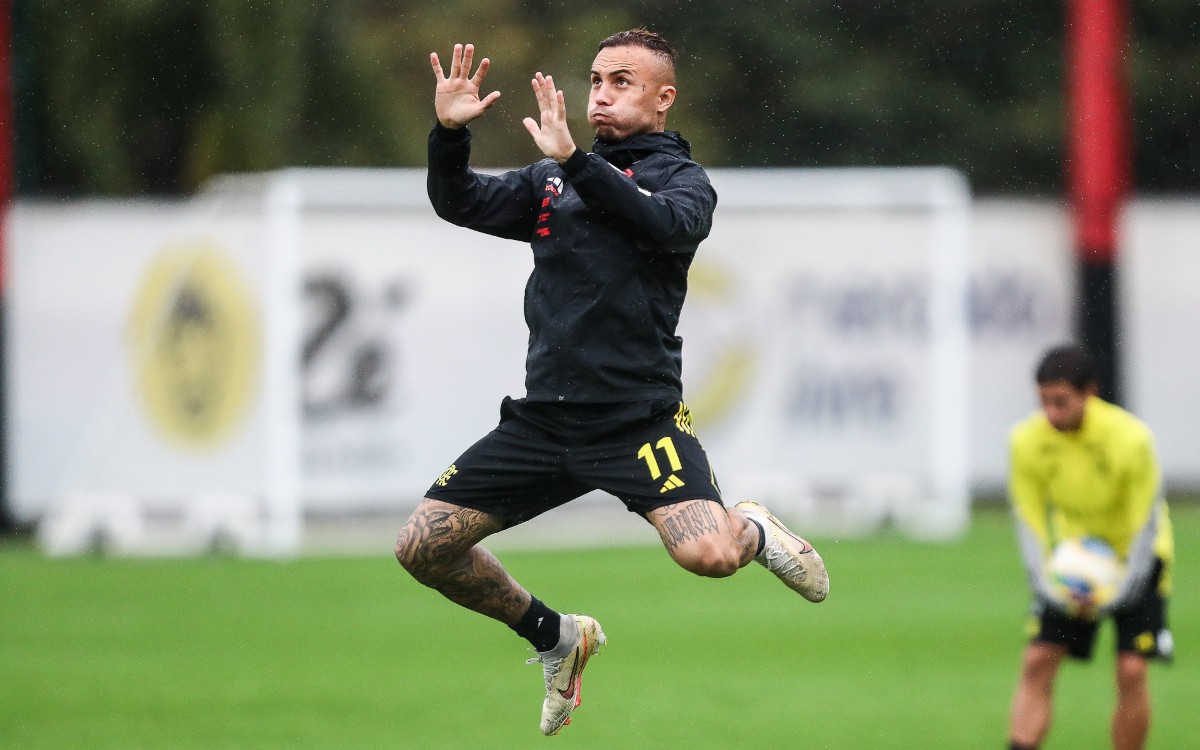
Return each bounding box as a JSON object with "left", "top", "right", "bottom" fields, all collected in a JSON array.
[
  {"left": 523, "top": 73, "right": 577, "bottom": 164},
  {"left": 431, "top": 43, "right": 501, "bottom": 129}
]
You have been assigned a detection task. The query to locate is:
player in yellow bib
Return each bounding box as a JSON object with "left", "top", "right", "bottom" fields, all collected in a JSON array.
[{"left": 1007, "top": 345, "right": 1174, "bottom": 750}]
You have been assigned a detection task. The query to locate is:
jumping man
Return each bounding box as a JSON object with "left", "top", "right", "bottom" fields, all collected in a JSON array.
[{"left": 395, "top": 29, "right": 829, "bottom": 736}]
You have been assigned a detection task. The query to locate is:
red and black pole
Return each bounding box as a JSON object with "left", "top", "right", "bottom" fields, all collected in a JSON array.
[{"left": 1065, "top": 0, "right": 1130, "bottom": 404}]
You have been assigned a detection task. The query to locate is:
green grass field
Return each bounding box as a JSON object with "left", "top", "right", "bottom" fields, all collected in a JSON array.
[{"left": 1, "top": 505, "right": 1195, "bottom": 749}]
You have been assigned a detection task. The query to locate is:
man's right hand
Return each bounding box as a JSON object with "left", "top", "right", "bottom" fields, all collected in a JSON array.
[{"left": 431, "top": 43, "right": 501, "bottom": 129}]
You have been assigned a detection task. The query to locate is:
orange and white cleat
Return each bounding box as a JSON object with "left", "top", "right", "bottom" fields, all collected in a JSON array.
[
  {"left": 736, "top": 500, "right": 829, "bottom": 602},
  {"left": 527, "top": 614, "right": 606, "bottom": 735}
]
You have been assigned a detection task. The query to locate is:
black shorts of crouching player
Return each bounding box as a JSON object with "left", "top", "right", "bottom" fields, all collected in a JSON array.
[
  {"left": 425, "top": 397, "right": 723, "bottom": 527},
  {"left": 1030, "top": 559, "right": 1173, "bottom": 662}
]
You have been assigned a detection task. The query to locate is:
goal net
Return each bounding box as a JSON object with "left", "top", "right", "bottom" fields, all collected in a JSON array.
[{"left": 9, "top": 166, "right": 970, "bottom": 554}]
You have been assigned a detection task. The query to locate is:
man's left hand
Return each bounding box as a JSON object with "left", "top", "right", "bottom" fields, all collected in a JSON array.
[{"left": 523, "top": 73, "right": 577, "bottom": 164}]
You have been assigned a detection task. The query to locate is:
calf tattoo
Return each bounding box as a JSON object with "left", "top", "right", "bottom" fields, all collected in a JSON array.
[
  {"left": 654, "top": 502, "right": 721, "bottom": 550},
  {"left": 395, "top": 503, "right": 527, "bottom": 623}
]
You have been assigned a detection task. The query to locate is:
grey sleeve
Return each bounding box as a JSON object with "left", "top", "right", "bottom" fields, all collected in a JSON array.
[
  {"left": 1013, "top": 511, "right": 1061, "bottom": 610},
  {"left": 1101, "top": 499, "right": 1161, "bottom": 615},
  {"left": 1008, "top": 506, "right": 1065, "bottom": 612}
]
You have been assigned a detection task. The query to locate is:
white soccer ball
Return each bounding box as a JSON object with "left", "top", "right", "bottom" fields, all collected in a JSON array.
[{"left": 1046, "top": 537, "right": 1125, "bottom": 613}]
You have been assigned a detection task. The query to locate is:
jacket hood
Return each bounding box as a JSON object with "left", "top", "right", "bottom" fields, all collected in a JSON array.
[{"left": 592, "top": 131, "right": 692, "bottom": 167}]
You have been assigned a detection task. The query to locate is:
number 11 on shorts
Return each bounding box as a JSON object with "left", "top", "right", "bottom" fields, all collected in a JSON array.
[{"left": 637, "top": 437, "right": 682, "bottom": 480}]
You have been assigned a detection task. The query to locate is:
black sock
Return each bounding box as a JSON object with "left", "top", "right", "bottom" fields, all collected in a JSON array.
[
  {"left": 749, "top": 518, "right": 766, "bottom": 556},
  {"left": 1009, "top": 742, "right": 1038, "bottom": 750},
  {"left": 510, "top": 597, "right": 562, "bottom": 653}
]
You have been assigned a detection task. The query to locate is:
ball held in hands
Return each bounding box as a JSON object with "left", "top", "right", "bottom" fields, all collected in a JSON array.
[{"left": 1045, "top": 536, "right": 1126, "bottom": 618}]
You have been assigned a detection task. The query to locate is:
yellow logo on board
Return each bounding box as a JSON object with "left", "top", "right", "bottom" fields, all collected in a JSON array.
[
  {"left": 128, "top": 244, "right": 260, "bottom": 448},
  {"left": 681, "top": 263, "right": 756, "bottom": 428}
]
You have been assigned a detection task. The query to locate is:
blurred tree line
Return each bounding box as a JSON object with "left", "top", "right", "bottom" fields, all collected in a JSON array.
[{"left": 15, "top": 0, "right": 1199, "bottom": 196}]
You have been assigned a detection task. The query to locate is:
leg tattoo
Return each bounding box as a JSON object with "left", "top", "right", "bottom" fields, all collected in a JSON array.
[
  {"left": 652, "top": 501, "right": 721, "bottom": 551},
  {"left": 395, "top": 501, "right": 530, "bottom": 624}
]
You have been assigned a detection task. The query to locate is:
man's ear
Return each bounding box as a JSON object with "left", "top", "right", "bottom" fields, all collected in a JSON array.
[
  {"left": 1085, "top": 382, "right": 1100, "bottom": 398},
  {"left": 657, "top": 85, "right": 677, "bottom": 114}
]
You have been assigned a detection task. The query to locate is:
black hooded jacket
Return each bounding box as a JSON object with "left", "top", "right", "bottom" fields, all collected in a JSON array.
[{"left": 427, "top": 123, "right": 718, "bottom": 403}]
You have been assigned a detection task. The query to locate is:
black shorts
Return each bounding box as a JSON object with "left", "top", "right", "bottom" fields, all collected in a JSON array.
[
  {"left": 425, "top": 397, "right": 723, "bottom": 527},
  {"left": 1030, "top": 559, "right": 1173, "bottom": 662}
]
